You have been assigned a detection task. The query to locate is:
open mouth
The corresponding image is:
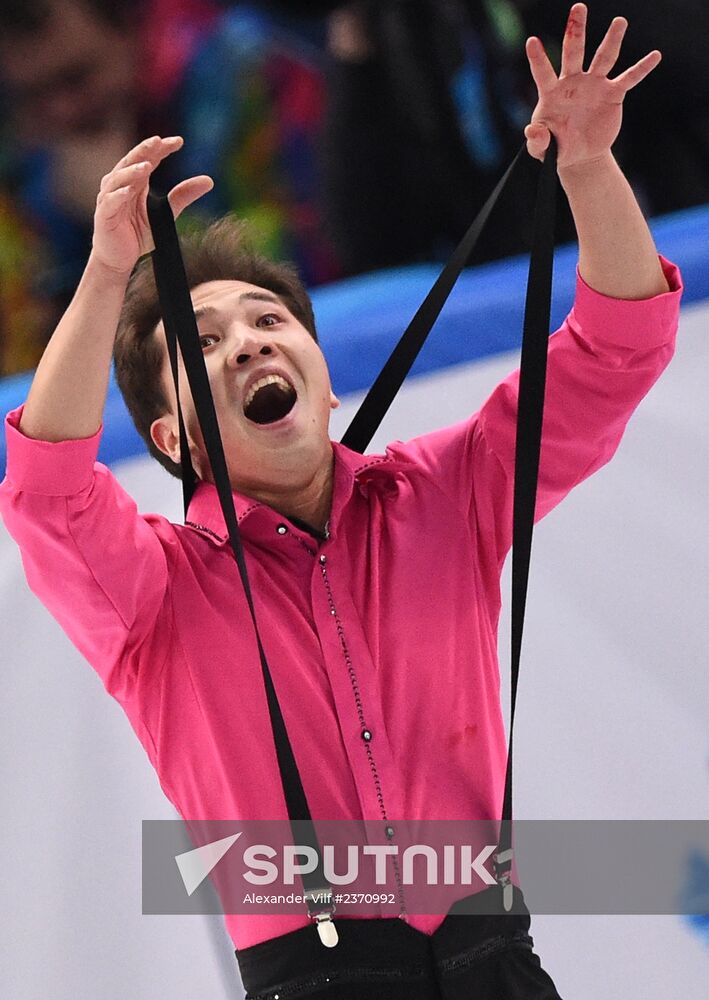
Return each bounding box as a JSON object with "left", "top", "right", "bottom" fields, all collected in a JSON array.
[{"left": 243, "top": 374, "right": 298, "bottom": 425}]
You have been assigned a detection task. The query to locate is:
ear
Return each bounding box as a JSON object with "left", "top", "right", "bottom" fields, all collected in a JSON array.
[
  {"left": 150, "top": 413, "right": 180, "bottom": 464},
  {"left": 329, "top": 390, "right": 340, "bottom": 410}
]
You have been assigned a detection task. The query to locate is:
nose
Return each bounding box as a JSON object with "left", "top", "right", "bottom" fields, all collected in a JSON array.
[{"left": 228, "top": 342, "right": 274, "bottom": 367}]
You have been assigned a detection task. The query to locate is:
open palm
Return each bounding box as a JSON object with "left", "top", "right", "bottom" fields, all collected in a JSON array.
[{"left": 525, "top": 3, "right": 662, "bottom": 170}]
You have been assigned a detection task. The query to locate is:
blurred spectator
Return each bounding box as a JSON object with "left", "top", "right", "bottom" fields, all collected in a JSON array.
[
  {"left": 278, "top": 0, "right": 709, "bottom": 277},
  {"left": 4, "top": 1, "right": 705, "bottom": 378},
  {"left": 0, "top": 0, "right": 341, "bottom": 376},
  {"left": 318, "top": 0, "right": 543, "bottom": 275},
  {"left": 518, "top": 0, "right": 709, "bottom": 217}
]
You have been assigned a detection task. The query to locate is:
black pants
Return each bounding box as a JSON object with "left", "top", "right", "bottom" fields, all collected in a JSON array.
[{"left": 235, "top": 887, "right": 563, "bottom": 999}]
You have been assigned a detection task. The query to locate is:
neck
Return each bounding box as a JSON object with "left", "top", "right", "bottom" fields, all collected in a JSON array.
[{"left": 239, "top": 448, "right": 335, "bottom": 533}]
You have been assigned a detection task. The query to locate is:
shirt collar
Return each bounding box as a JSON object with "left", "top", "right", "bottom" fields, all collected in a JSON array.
[{"left": 184, "top": 440, "right": 407, "bottom": 544}]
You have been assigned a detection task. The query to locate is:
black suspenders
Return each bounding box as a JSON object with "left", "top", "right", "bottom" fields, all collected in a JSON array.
[{"left": 146, "top": 137, "right": 558, "bottom": 945}]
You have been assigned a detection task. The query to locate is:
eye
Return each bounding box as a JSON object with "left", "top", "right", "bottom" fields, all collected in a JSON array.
[
  {"left": 256, "top": 313, "right": 282, "bottom": 328},
  {"left": 199, "top": 333, "right": 219, "bottom": 349}
]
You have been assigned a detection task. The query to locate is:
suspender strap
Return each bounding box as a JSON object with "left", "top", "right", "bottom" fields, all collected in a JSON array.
[
  {"left": 341, "top": 146, "right": 524, "bottom": 454},
  {"left": 336, "top": 140, "right": 558, "bottom": 909},
  {"left": 496, "top": 137, "right": 558, "bottom": 909},
  {"left": 146, "top": 194, "right": 337, "bottom": 944}
]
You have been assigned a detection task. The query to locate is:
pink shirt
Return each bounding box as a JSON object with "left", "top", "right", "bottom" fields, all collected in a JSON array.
[{"left": 0, "top": 258, "right": 682, "bottom": 949}]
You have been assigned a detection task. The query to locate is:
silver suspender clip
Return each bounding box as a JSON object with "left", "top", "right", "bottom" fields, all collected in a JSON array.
[
  {"left": 493, "top": 848, "right": 515, "bottom": 913},
  {"left": 305, "top": 886, "right": 339, "bottom": 947}
]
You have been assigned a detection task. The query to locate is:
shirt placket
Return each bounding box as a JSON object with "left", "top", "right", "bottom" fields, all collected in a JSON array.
[{"left": 308, "top": 540, "right": 408, "bottom": 920}]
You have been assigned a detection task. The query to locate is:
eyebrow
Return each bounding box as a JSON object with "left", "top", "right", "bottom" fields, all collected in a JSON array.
[
  {"left": 239, "top": 291, "right": 282, "bottom": 305},
  {"left": 192, "top": 291, "right": 282, "bottom": 324}
]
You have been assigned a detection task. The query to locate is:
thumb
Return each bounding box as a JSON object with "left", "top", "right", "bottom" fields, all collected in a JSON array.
[
  {"left": 524, "top": 122, "right": 551, "bottom": 162},
  {"left": 167, "top": 175, "right": 214, "bottom": 218}
]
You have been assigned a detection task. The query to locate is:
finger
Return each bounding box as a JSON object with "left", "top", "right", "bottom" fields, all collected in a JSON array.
[
  {"left": 99, "top": 160, "right": 151, "bottom": 196},
  {"left": 524, "top": 122, "right": 552, "bottom": 161},
  {"left": 168, "top": 175, "right": 215, "bottom": 218},
  {"left": 114, "top": 135, "right": 183, "bottom": 174},
  {"left": 588, "top": 16, "right": 628, "bottom": 76},
  {"left": 525, "top": 36, "right": 558, "bottom": 93},
  {"left": 95, "top": 185, "right": 132, "bottom": 224},
  {"left": 611, "top": 49, "right": 662, "bottom": 93},
  {"left": 560, "top": 2, "right": 587, "bottom": 77}
]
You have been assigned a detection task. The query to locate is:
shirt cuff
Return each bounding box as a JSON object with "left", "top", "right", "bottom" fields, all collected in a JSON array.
[
  {"left": 3, "top": 404, "right": 103, "bottom": 496},
  {"left": 569, "top": 255, "right": 683, "bottom": 350}
]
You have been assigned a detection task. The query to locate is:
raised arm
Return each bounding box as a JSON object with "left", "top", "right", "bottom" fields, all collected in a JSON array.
[
  {"left": 19, "top": 135, "right": 212, "bottom": 442},
  {"left": 524, "top": 2, "right": 669, "bottom": 300},
  {"left": 387, "top": 4, "right": 682, "bottom": 608}
]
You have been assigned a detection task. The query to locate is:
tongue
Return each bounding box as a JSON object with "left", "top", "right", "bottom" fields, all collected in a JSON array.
[{"left": 244, "top": 382, "right": 296, "bottom": 425}]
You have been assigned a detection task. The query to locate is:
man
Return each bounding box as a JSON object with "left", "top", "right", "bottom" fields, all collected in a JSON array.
[
  {"left": 321, "top": 0, "right": 539, "bottom": 273},
  {"left": 0, "top": 5, "right": 683, "bottom": 997}
]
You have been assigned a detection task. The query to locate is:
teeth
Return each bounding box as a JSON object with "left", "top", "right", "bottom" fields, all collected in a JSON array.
[{"left": 244, "top": 374, "right": 294, "bottom": 410}]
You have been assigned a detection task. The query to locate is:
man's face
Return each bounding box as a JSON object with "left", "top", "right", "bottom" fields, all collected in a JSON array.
[
  {"left": 0, "top": 1, "right": 134, "bottom": 139},
  {"left": 150, "top": 280, "right": 340, "bottom": 496}
]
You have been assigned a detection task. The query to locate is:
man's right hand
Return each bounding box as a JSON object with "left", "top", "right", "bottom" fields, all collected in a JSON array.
[
  {"left": 19, "top": 136, "right": 212, "bottom": 443},
  {"left": 91, "top": 135, "right": 213, "bottom": 276}
]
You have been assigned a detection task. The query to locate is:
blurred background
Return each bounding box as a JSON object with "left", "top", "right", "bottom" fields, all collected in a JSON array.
[
  {"left": 1, "top": 2, "right": 708, "bottom": 998},
  {"left": 0, "top": 0, "right": 707, "bottom": 376}
]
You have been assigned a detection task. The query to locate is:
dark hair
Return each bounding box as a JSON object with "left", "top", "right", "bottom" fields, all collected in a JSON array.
[{"left": 114, "top": 215, "right": 318, "bottom": 480}]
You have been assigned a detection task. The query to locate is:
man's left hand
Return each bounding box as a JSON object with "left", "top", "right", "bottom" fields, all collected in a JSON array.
[{"left": 524, "top": 2, "right": 661, "bottom": 171}]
